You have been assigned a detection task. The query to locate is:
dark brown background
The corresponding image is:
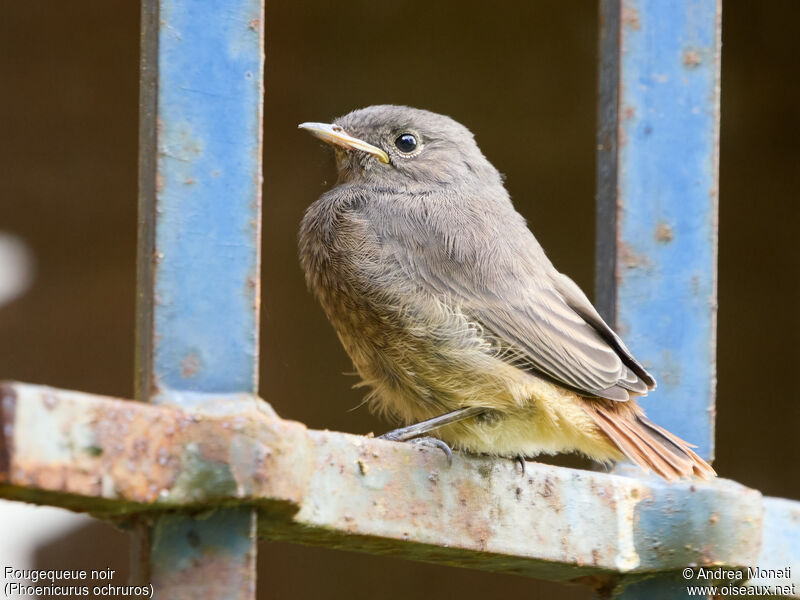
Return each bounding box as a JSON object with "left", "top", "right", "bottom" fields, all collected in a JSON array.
[{"left": 1, "top": 2, "right": 798, "bottom": 599}]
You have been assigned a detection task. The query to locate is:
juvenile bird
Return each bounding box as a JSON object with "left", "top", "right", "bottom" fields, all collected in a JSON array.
[{"left": 298, "top": 105, "right": 714, "bottom": 481}]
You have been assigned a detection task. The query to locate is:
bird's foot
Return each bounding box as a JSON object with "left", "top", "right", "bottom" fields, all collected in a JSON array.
[
  {"left": 515, "top": 455, "right": 527, "bottom": 476},
  {"left": 379, "top": 429, "right": 453, "bottom": 466},
  {"left": 409, "top": 437, "right": 453, "bottom": 466}
]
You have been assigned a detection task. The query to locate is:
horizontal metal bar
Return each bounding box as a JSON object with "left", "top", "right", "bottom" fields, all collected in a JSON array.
[
  {"left": 0, "top": 382, "right": 780, "bottom": 587},
  {"left": 749, "top": 497, "right": 800, "bottom": 597}
]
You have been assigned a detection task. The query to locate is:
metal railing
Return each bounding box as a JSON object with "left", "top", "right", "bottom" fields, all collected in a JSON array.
[{"left": 1, "top": 1, "right": 797, "bottom": 598}]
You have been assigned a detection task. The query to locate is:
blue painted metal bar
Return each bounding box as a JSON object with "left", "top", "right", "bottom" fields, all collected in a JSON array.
[
  {"left": 137, "top": 0, "right": 263, "bottom": 399},
  {"left": 136, "top": 0, "right": 264, "bottom": 597},
  {"left": 596, "top": 0, "right": 721, "bottom": 462},
  {"left": 597, "top": 1, "right": 723, "bottom": 598}
]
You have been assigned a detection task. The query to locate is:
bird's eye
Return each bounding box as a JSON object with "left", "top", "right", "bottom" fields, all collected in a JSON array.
[{"left": 394, "top": 133, "right": 418, "bottom": 154}]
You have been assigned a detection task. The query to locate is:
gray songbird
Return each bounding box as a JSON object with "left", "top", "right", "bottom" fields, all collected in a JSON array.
[{"left": 298, "top": 105, "right": 714, "bottom": 481}]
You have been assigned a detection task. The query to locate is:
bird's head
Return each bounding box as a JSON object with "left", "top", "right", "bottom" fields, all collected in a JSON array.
[{"left": 299, "top": 105, "right": 503, "bottom": 190}]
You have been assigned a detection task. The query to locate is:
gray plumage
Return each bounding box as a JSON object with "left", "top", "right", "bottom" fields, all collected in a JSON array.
[{"left": 298, "top": 105, "right": 713, "bottom": 480}]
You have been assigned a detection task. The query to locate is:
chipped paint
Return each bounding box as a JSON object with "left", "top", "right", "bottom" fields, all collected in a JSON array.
[
  {"left": 141, "top": 0, "right": 264, "bottom": 398},
  {"left": 597, "top": 0, "right": 721, "bottom": 461},
  {"left": 135, "top": 1, "right": 265, "bottom": 595},
  {"left": 683, "top": 49, "right": 703, "bottom": 68},
  {"left": 655, "top": 222, "right": 674, "bottom": 243},
  {"left": 0, "top": 382, "right": 773, "bottom": 582}
]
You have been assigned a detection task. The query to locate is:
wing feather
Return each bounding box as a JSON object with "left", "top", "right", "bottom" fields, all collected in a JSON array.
[{"left": 389, "top": 218, "right": 656, "bottom": 401}]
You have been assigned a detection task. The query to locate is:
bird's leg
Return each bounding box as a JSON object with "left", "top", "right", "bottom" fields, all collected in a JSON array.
[
  {"left": 378, "top": 406, "right": 488, "bottom": 464},
  {"left": 378, "top": 406, "right": 488, "bottom": 441}
]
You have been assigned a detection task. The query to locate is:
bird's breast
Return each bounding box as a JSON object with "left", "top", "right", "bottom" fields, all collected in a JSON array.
[{"left": 298, "top": 189, "right": 522, "bottom": 424}]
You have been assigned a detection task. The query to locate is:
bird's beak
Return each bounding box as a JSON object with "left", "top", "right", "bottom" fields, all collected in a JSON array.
[{"left": 298, "top": 122, "right": 390, "bottom": 164}]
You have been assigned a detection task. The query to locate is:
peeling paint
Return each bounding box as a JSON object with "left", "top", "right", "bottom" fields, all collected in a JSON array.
[
  {"left": 621, "top": 2, "right": 641, "bottom": 30},
  {"left": 683, "top": 49, "right": 702, "bottom": 68},
  {"left": 0, "top": 382, "right": 777, "bottom": 582},
  {"left": 655, "top": 222, "right": 674, "bottom": 243}
]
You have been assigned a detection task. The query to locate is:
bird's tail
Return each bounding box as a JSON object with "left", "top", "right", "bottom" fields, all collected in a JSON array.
[{"left": 587, "top": 403, "right": 716, "bottom": 481}]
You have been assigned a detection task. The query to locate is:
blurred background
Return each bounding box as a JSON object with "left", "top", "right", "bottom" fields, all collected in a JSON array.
[{"left": 0, "top": 1, "right": 798, "bottom": 599}]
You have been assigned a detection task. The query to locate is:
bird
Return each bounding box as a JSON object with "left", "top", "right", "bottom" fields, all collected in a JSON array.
[{"left": 297, "top": 105, "right": 715, "bottom": 481}]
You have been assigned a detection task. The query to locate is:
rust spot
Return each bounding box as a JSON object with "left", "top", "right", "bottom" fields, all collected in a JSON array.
[
  {"left": 184, "top": 177, "right": 195, "bottom": 185},
  {"left": 623, "top": 105, "right": 636, "bottom": 121},
  {"left": 248, "top": 18, "right": 260, "bottom": 31},
  {"left": 131, "top": 437, "right": 149, "bottom": 459},
  {"left": 709, "top": 512, "right": 719, "bottom": 525},
  {"left": 655, "top": 222, "right": 674, "bottom": 243},
  {"left": 619, "top": 242, "right": 649, "bottom": 269},
  {"left": 621, "top": 3, "right": 641, "bottom": 29},
  {"left": 181, "top": 354, "right": 200, "bottom": 378},
  {"left": 684, "top": 50, "right": 702, "bottom": 68},
  {"left": 452, "top": 480, "right": 492, "bottom": 547}
]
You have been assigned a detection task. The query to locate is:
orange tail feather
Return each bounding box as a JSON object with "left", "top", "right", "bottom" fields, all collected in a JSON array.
[{"left": 588, "top": 403, "right": 716, "bottom": 481}]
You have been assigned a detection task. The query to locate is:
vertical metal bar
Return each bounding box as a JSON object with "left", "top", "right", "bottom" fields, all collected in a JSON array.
[
  {"left": 136, "top": 0, "right": 263, "bottom": 597},
  {"left": 596, "top": 0, "right": 721, "bottom": 462},
  {"left": 597, "top": 1, "right": 722, "bottom": 598}
]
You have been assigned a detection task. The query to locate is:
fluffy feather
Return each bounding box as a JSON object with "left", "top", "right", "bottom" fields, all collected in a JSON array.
[{"left": 299, "top": 105, "right": 715, "bottom": 481}]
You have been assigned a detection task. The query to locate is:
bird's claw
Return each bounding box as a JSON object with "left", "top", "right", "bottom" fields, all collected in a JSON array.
[
  {"left": 409, "top": 436, "right": 453, "bottom": 466},
  {"left": 515, "top": 455, "right": 527, "bottom": 476},
  {"left": 378, "top": 430, "right": 453, "bottom": 465}
]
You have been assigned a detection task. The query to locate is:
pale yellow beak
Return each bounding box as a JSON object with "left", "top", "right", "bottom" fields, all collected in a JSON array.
[{"left": 298, "top": 122, "right": 390, "bottom": 164}]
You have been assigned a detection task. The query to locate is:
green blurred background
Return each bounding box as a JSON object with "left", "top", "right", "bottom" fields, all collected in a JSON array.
[{"left": 1, "top": 1, "right": 798, "bottom": 598}]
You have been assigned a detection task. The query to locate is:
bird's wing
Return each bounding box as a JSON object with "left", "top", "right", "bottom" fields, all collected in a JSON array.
[{"left": 400, "top": 232, "right": 655, "bottom": 402}]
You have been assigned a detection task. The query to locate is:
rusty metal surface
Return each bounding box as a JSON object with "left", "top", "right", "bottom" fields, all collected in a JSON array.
[
  {"left": 136, "top": 0, "right": 264, "bottom": 401},
  {"left": 148, "top": 509, "right": 258, "bottom": 599},
  {"left": 135, "top": 0, "right": 265, "bottom": 595},
  {"left": 0, "top": 382, "right": 773, "bottom": 584},
  {"left": 748, "top": 497, "right": 800, "bottom": 598}
]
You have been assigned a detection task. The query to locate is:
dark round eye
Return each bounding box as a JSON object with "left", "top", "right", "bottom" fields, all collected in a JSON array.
[{"left": 394, "top": 133, "right": 418, "bottom": 153}]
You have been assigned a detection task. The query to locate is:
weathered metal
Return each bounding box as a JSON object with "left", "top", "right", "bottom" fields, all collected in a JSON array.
[
  {"left": 751, "top": 498, "right": 800, "bottom": 594},
  {"left": 135, "top": 0, "right": 264, "bottom": 597},
  {"left": 137, "top": 0, "right": 264, "bottom": 401},
  {"left": 1, "top": 0, "right": 798, "bottom": 597},
  {"left": 596, "top": 0, "right": 722, "bottom": 462},
  {"left": 0, "top": 381, "right": 775, "bottom": 587}
]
